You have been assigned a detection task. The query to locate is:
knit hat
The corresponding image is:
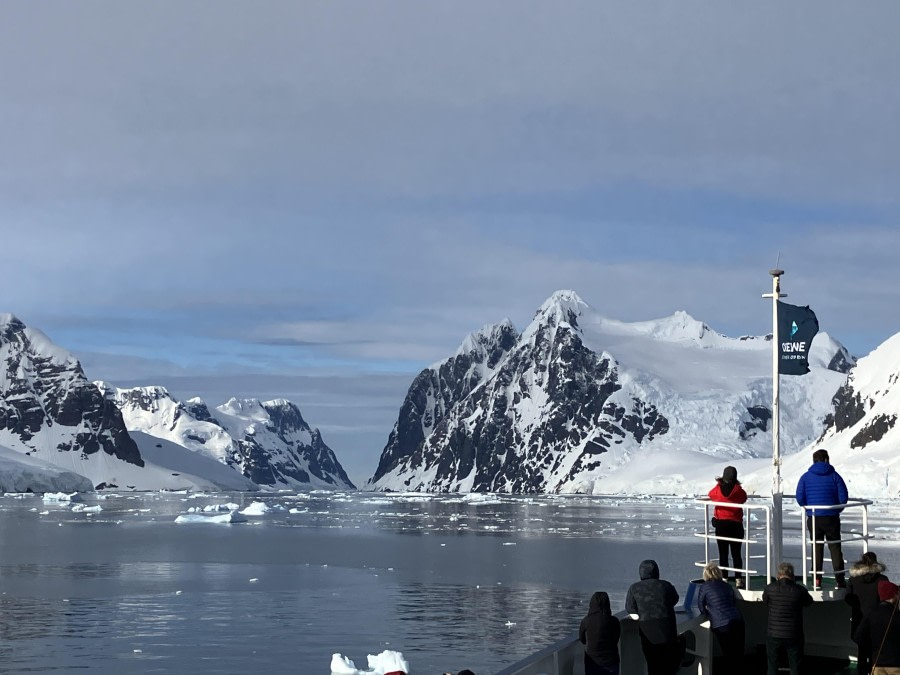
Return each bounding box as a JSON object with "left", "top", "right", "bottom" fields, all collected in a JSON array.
[
  {"left": 723, "top": 466, "right": 738, "bottom": 483},
  {"left": 878, "top": 580, "right": 899, "bottom": 602}
]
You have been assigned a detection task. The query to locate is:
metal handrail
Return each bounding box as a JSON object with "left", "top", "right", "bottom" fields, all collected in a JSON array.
[
  {"left": 795, "top": 497, "right": 872, "bottom": 587},
  {"left": 694, "top": 498, "right": 772, "bottom": 586}
]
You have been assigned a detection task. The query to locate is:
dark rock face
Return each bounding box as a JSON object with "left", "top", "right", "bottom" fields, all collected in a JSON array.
[
  {"left": 233, "top": 401, "right": 355, "bottom": 489},
  {"left": 0, "top": 317, "right": 143, "bottom": 466},
  {"left": 740, "top": 406, "right": 772, "bottom": 440},
  {"left": 850, "top": 414, "right": 897, "bottom": 449},
  {"left": 372, "top": 321, "right": 519, "bottom": 484},
  {"left": 822, "top": 383, "right": 868, "bottom": 436},
  {"left": 371, "top": 308, "right": 668, "bottom": 493},
  {"left": 827, "top": 347, "right": 855, "bottom": 374},
  {"left": 185, "top": 399, "right": 219, "bottom": 425}
]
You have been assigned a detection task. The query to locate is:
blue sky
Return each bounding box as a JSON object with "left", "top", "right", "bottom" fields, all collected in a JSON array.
[{"left": 3, "top": 2, "right": 900, "bottom": 485}]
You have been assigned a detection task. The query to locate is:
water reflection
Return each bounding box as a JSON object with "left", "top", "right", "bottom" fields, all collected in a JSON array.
[{"left": 0, "top": 491, "right": 897, "bottom": 673}]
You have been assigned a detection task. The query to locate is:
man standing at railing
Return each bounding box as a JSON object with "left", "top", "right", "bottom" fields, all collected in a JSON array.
[
  {"left": 795, "top": 448, "right": 849, "bottom": 590},
  {"left": 764, "top": 562, "right": 813, "bottom": 675}
]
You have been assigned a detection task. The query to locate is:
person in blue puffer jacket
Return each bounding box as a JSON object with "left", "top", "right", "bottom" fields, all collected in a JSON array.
[
  {"left": 795, "top": 449, "right": 849, "bottom": 589},
  {"left": 698, "top": 562, "right": 745, "bottom": 674}
]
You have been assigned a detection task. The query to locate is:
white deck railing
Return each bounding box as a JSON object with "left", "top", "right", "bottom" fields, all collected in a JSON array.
[
  {"left": 694, "top": 498, "right": 772, "bottom": 585},
  {"left": 797, "top": 497, "right": 872, "bottom": 586}
]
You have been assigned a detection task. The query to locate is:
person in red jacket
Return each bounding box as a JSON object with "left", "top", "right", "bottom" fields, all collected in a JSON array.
[{"left": 708, "top": 466, "right": 748, "bottom": 588}]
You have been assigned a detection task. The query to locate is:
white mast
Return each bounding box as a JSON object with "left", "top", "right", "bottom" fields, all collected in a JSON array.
[{"left": 762, "top": 269, "right": 785, "bottom": 566}]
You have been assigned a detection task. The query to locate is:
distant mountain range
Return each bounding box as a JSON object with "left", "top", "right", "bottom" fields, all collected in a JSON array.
[
  {"left": 4, "top": 290, "right": 899, "bottom": 497},
  {"left": 0, "top": 313, "right": 353, "bottom": 492},
  {"left": 366, "top": 290, "right": 884, "bottom": 496}
]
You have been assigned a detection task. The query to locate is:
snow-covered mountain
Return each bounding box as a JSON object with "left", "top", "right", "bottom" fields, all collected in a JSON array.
[
  {"left": 98, "top": 384, "right": 355, "bottom": 490},
  {"left": 772, "top": 330, "right": 900, "bottom": 498},
  {"left": 367, "top": 291, "right": 855, "bottom": 494},
  {"left": 0, "top": 313, "right": 145, "bottom": 491}
]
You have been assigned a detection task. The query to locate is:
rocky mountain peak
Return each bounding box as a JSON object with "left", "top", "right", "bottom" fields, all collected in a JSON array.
[
  {"left": 0, "top": 316, "right": 143, "bottom": 478},
  {"left": 533, "top": 290, "right": 588, "bottom": 328}
]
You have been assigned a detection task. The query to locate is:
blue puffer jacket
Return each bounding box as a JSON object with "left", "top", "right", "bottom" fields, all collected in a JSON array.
[
  {"left": 796, "top": 461, "right": 848, "bottom": 517},
  {"left": 698, "top": 579, "right": 742, "bottom": 629}
]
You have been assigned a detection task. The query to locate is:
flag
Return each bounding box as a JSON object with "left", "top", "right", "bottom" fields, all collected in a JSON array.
[{"left": 777, "top": 301, "right": 819, "bottom": 375}]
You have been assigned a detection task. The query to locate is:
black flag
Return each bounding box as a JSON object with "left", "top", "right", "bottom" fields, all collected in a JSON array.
[{"left": 777, "top": 301, "right": 819, "bottom": 375}]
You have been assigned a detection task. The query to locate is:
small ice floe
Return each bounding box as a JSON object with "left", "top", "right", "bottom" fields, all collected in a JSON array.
[
  {"left": 133, "top": 649, "right": 143, "bottom": 654},
  {"left": 175, "top": 590, "right": 183, "bottom": 595},
  {"left": 43, "top": 492, "right": 82, "bottom": 503},
  {"left": 249, "top": 578, "right": 259, "bottom": 583},
  {"left": 174, "top": 511, "right": 247, "bottom": 524},
  {"left": 502, "top": 542, "right": 516, "bottom": 546},
  {"left": 461, "top": 493, "right": 503, "bottom": 505},
  {"left": 505, "top": 621, "right": 516, "bottom": 627},
  {"left": 71, "top": 504, "right": 102, "bottom": 513},
  {"left": 240, "top": 501, "right": 272, "bottom": 516},
  {"left": 330, "top": 649, "right": 409, "bottom": 675},
  {"left": 203, "top": 503, "right": 240, "bottom": 513}
]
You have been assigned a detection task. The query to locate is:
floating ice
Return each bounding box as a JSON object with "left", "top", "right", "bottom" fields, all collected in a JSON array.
[
  {"left": 330, "top": 650, "right": 409, "bottom": 674},
  {"left": 241, "top": 501, "right": 272, "bottom": 516},
  {"left": 203, "top": 503, "right": 240, "bottom": 512},
  {"left": 42, "top": 492, "right": 82, "bottom": 503},
  {"left": 71, "top": 504, "right": 102, "bottom": 513},
  {"left": 174, "top": 511, "right": 247, "bottom": 524}
]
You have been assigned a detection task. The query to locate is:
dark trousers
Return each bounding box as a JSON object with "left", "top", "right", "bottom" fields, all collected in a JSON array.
[
  {"left": 767, "top": 635, "right": 803, "bottom": 675},
  {"left": 713, "top": 619, "right": 746, "bottom": 666},
  {"left": 715, "top": 519, "right": 744, "bottom": 578},
  {"left": 639, "top": 631, "right": 681, "bottom": 675},
  {"left": 583, "top": 657, "right": 619, "bottom": 675},
  {"left": 806, "top": 515, "right": 845, "bottom": 582}
]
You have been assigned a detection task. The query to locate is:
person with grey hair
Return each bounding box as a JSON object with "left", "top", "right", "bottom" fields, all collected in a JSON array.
[
  {"left": 697, "top": 562, "right": 745, "bottom": 673},
  {"left": 763, "top": 562, "right": 813, "bottom": 675}
]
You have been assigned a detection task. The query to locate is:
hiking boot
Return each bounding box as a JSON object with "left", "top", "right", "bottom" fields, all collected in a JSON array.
[
  {"left": 836, "top": 576, "right": 847, "bottom": 589},
  {"left": 735, "top": 577, "right": 745, "bottom": 589},
  {"left": 814, "top": 578, "right": 823, "bottom": 591}
]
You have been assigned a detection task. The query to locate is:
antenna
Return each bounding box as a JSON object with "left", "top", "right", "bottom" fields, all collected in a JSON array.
[{"left": 774, "top": 252, "right": 782, "bottom": 270}]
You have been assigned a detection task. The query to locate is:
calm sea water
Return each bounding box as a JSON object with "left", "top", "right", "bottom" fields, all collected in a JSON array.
[{"left": 0, "top": 491, "right": 898, "bottom": 674}]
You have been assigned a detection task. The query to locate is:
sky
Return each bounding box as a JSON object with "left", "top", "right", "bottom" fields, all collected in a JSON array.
[{"left": 3, "top": 2, "right": 900, "bottom": 486}]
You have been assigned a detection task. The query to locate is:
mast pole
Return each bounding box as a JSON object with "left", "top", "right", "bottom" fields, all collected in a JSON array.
[{"left": 763, "top": 269, "right": 785, "bottom": 568}]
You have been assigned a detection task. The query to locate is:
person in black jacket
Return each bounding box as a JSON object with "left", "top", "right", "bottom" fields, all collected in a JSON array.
[
  {"left": 625, "top": 560, "right": 681, "bottom": 675},
  {"left": 763, "top": 561, "right": 813, "bottom": 675},
  {"left": 846, "top": 551, "right": 889, "bottom": 675},
  {"left": 854, "top": 580, "right": 900, "bottom": 673},
  {"left": 579, "top": 591, "right": 621, "bottom": 675},
  {"left": 697, "top": 562, "right": 745, "bottom": 673}
]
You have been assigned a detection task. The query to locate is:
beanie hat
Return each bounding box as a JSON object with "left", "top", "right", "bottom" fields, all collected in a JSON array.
[
  {"left": 878, "top": 580, "right": 899, "bottom": 602},
  {"left": 723, "top": 466, "right": 738, "bottom": 483}
]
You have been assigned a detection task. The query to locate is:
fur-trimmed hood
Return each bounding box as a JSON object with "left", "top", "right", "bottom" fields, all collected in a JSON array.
[{"left": 849, "top": 561, "right": 887, "bottom": 578}]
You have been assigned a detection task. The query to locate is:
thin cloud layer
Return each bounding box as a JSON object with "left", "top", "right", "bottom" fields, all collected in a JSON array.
[{"left": 3, "top": 2, "right": 900, "bottom": 482}]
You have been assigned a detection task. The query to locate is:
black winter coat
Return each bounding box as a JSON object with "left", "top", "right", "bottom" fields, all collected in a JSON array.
[
  {"left": 625, "top": 560, "right": 679, "bottom": 644},
  {"left": 579, "top": 591, "right": 621, "bottom": 671},
  {"left": 845, "top": 561, "right": 888, "bottom": 631},
  {"left": 763, "top": 578, "right": 813, "bottom": 639},
  {"left": 698, "top": 579, "right": 742, "bottom": 630},
  {"left": 854, "top": 601, "right": 900, "bottom": 667}
]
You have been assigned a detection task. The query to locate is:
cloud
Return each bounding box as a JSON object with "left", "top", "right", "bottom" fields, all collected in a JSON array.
[{"left": 4, "top": 2, "right": 900, "bottom": 485}]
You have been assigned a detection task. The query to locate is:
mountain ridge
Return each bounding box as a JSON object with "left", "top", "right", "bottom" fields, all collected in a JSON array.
[{"left": 368, "top": 290, "right": 856, "bottom": 494}]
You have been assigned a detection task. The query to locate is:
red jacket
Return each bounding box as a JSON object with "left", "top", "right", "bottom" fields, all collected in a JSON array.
[{"left": 708, "top": 482, "right": 747, "bottom": 522}]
